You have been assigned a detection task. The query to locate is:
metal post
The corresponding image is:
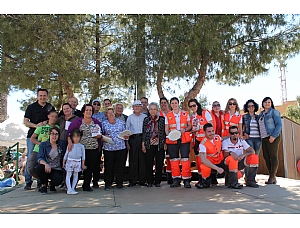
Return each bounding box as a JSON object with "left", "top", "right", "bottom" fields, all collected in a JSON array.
[{"left": 15, "top": 142, "right": 19, "bottom": 185}]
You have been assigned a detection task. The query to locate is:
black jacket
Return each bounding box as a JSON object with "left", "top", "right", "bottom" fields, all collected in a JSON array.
[{"left": 142, "top": 116, "right": 166, "bottom": 150}]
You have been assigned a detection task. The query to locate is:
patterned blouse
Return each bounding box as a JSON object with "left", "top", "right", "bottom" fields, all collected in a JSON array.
[
  {"left": 142, "top": 116, "right": 166, "bottom": 150},
  {"left": 102, "top": 119, "right": 126, "bottom": 151},
  {"left": 79, "top": 121, "right": 99, "bottom": 150}
]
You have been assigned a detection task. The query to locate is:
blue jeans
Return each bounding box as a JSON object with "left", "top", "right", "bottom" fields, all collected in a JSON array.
[
  {"left": 24, "top": 138, "right": 35, "bottom": 185},
  {"left": 245, "top": 137, "right": 262, "bottom": 155}
]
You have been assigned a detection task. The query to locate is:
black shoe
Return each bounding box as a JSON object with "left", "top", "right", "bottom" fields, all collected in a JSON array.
[
  {"left": 155, "top": 183, "right": 161, "bottom": 187},
  {"left": 83, "top": 188, "right": 93, "bottom": 191},
  {"left": 49, "top": 186, "right": 57, "bottom": 193},
  {"left": 170, "top": 181, "right": 181, "bottom": 188},
  {"left": 265, "top": 178, "right": 277, "bottom": 184},
  {"left": 228, "top": 183, "right": 243, "bottom": 189},
  {"left": 147, "top": 184, "right": 153, "bottom": 187},
  {"left": 41, "top": 186, "right": 47, "bottom": 195},
  {"left": 116, "top": 185, "right": 125, "bottom": 190},
  {"left": 128, "top": 183, "right": 136, "bottom": 187},
  {"left": 195, "top": 182, "right": 204, "bottom": 189},
  {"left": 184, "top": 180, "right": 191, "bottom": 188},
  {"left": 211, "top": 179, "right": 218, "bottom": 185},
  {"left": 93, "top": 185, "right": 100, "bottom": 188},
  {"left": 246, "top": 181, "right": 259, "bottom": 188},
  {"left": 104, "top": 186, "right": 111, "bottom": 191},
  {"left": 24, "top": 184, "right": 31, "bottom": 190},
  {"left": 139, "top": 182, "right": 147, "bottom": 186}
]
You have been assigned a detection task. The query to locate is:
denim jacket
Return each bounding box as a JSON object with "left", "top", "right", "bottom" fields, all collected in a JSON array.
[
  {"left": 37, "top": 140, "right": 62, "bottom": 165},
  {"left": 258, "top": 108, "right": 282, "bottom": 138},
  {"left": 242, "top": 113, "right": 260, "bottom": 136}
]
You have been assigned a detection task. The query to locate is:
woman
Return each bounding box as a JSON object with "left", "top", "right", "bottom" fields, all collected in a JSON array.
[
  {"left": 101, "top": 107, "right": 128, "bottom": 190},
  {"left": 188, "top": 99, "right": 213, "bottom": 186},
  {"left": 57, "top": 103, "right": 79, "bottom": 156},
  {"left": 35, "top": 127, "right": 64, "bottom": 194},
  {"left": 243, "top": 99, "right": 261, "bottom": 155},
  {"left": 142, "top": 102, "right": 166, "bottom": 187},
  {"left": 258, "top": 97, "right": 282, "bottom": 184},
  {"left": 223, "top": 98, "right": 243, "bottom": 137},
  {"left": 211, "top": 101, "right": 225, "bottom": 138},
  {"left": 165, "top": 97, "right": 192, "bottom": 188},
  {"left": 67, "top": 104, "right": 103, "bottom": 191}
]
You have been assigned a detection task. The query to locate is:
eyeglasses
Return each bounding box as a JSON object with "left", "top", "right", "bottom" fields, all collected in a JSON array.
[
  {"left": 248, "top": 105, "right": 254, "bottom": 108},
  {"left": 93, "top": 103, "right": 100, "bottom": 106},
  {"left": 189, "top": 104, "right": 197, "bottom": 108},
  {"left": 50, "top": 133, "right": 59, "bottom": 136},
  {"left": 229, "top": 102, "right": 236, "bottom": 106},
  {"left": 213, "top": 104, "right": 220, "bottom": 107},
  {"left": 229, "top": 132, "right": 239, "bottom": 135}
]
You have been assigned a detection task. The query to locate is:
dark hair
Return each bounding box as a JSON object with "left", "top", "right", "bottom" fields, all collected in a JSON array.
[
  {"left": 62, "top": 103, "right": 72, "bottom": 110},
  {"left": 159, "top": 97, "right": 168, "bottom": 104},
  {"left": 70, "top": 128, "right": 83, "bottom": 143},
  {"left": 243, "top": 99, "right": 259, "bottom": 113},
  {"left": 169, "top": 97, "right": 179, "bottom": 110},
  {"left": 204, "top": 123, "right": 214, "bottom": 132},
  {"left": 188, "top": 98, "right": 203, "bottom": 116},
  {"left": 140, "top": 97, "right": 148, "bottom": 101},
  {"left": 81, "top": 103, "right": 94, "bottom": 115},
  {"left": 48, "top": 110, "right": 58, "bottom": 116},
  {"left": 262, "top": 97, "right": 275, "bottom": 109},
  {"left": 229, "top": 126, "right": 238, "bottom": 132},
  {"left": 49, "top": 127, "right": 60, "bottom": 141},
  {"left": 103, "top": 98, "right": 111, "bottom": 103},
  {"left": 37, "top": 88, "right": 48, "bottom": 95}
]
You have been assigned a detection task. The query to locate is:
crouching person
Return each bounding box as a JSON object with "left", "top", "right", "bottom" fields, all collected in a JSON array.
[
  {"left": 222, "top": 126, "right": 259, "bottom": 188},
  {"left": 34, "top": 127, "right": 63, "bottom": 194}
]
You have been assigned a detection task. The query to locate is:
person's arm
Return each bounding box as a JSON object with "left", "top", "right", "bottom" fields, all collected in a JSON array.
[
  {"left": 205, "top": 111, "right": 213, "bottom": 126},
  {"left": 37, "top": 143, "right": 51, "bottom": 173},
  {"left": 81, "top": 145, "right": 87, "bottom": 170},
  {"left": 270, "top": 110, "right": 282, "bottom": 141},
  {"left": 199, "top": 152, "right": 224, "bottom": 174}
]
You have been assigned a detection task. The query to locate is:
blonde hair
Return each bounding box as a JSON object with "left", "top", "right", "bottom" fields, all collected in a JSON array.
[
  {"left": 104, "top": 106, "right": 115, "bottom": 117},
  {"left": 224, "top": 98, "right": 240, "bottom": 113}
]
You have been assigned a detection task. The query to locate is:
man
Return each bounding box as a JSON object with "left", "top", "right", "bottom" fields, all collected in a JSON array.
[
  {"left": 23, "top": 88, "right": 55, "bottom": 190},
  {"left": 92, "top": 99, "right": 105, "bottom": 122},
  {"left": 115, "top": 103, "right": 128, "bottom": 123},
  {"left": 58, "top": 97, "right": 83, "bottom": 118},
  {"left": 222, "top": 126, "right": 259, "bottom": 188},
  {"left": 140, "top": 97, "right": 150, "bottom": 117},
  {"left": 103, "top": 98, "right": 112, "bottom": 109},
  {"left": 159, "top": 97, "right": 172, "bottom": 184},
  {"left": 126, "top": 100, "right": 147, "bottom": 187},
  {"left": 210, "top": 101, "right": 225, "bottom": 138}
]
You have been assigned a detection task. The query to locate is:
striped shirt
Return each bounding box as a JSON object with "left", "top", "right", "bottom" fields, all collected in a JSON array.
[
  {"left": 249, "top": 118, "right": 260, "bottom": 138},
  {"left": 259, "top": 115, "right": 269, "bottom": 139}
]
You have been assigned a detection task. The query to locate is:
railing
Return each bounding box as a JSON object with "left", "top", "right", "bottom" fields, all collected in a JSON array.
[{"left": 0, "top": 142, "right": 19, "bottom": 185}]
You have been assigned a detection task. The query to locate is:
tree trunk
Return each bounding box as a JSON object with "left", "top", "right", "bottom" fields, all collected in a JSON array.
[
  {"left": 156, "top": 69, "right": 166, "bottom": 98},
  {"left": 63, "top": 82, "right": 74, "bottom": 98},
  {"left": 0, "top": 92, "right": 8, "bottom": 123},
  {"left": 182, "top": 58, "right": 209, "bottom": 111}
]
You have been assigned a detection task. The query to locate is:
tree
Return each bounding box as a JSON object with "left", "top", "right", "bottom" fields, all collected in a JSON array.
[{"left": 284, "top": 96, "right": 300, "bottom": 123}]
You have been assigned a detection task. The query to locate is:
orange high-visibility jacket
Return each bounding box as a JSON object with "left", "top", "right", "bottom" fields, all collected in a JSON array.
[
  {"left": 223, "top": 112, "right": 242, "bottom": 137},
  {"left": 200, "top": 135, "right": 224, "bottom": 164},
  {"left": 211, "top": 110, "right": 225, "bottom": 137},
  {"left": 159, "top": 110, "right": 169, "bottom": 117},
  {"left": 166, "top": 111, "right": 192, "bottom": 144},
  {"left": 191, "top": 110, "right": 209, "bottom": 142}
]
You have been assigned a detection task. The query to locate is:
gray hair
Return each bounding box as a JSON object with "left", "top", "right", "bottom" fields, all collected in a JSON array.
[
  {"left": 148, "top": 102, "right": 159, "bottom": 110},
  {"left": 114, "top": 103, "right": 124, "bottom": 110}
]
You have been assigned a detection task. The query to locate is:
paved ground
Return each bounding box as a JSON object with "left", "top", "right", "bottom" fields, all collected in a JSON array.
[{"left": 0, "top": 174, "right": 300, "bottom": 214}]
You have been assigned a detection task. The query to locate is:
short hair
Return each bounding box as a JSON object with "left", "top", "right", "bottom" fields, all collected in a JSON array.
[
  {"left": 37, "top": 88, "right": 48, "bottom": 95},
  {"left": 160, "top": 97, "right": 168, "bottom": 104},
  {"left": 140, "top": 97, "right": 148, "bottom": 101},
  {"left": 104, "top": 106, "right": 115, "bottom": 117},
  {"left": 81, "top": 104, "right": 94, "bottom": 115},
  {"left": 62, "top": 103, "right": 72, "bottom": 110},
  {"left": 262, "top": 97, "right": 275, "bottom": 109},
  {"left": 229, "top": 126, "right": 238, "bottom": 131},
  {"left": 68, "top": 97, "right": 78, "bottom": 102},
  {"left": 48, "top": 110, "right": 58, "bottom": 116},
  {"left": 224, "top": 98, "right": 240, "bottom": 113},
  {"left": 103, "top": 98, "right": 111, "bottom": 103},
  {"left": 243, "top": 99, "right": 259, "bottom": 113},
  {"left": 148, "top": 102, "right": 159, "bottom": 110},
  {"left": 70, "top": 128, "right": 83, "bottom": 143},
  {"left": 204, "top": 123, "right": 214, "bottom": 132},
  {"left": 114, "top": 103, "right": 124, "bottom": 109}
]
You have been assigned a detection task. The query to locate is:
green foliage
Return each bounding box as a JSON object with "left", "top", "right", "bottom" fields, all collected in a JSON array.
[{"left": 284, "top": 96, "right": 300, "bottom": 123}]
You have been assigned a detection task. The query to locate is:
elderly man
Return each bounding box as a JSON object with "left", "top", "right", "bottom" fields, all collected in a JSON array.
[
  {"left": 126, "top": 100, "right": 147, "bottom": 187},
  {"left": 115, "top": 103, "right": 128, "bottom": 123},
  {"left": 58, "top": 97, "right": 83, "bottom": 118},
  {"left": 92, "top": 99, "right": 105, "bottom": 122},
  {"left": 23, "top": 88, "right": 55, "bottom": 190},
  {"left": 140, "top": 97, "right": 150, "bottom": 117}
]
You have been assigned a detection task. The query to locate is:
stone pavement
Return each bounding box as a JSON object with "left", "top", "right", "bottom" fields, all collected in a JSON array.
[{"left": 0, "top": 174, "right": 300, "bottom": 214}]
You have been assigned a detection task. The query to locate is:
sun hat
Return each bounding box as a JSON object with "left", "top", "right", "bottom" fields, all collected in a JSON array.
[{"left": 132, "top": 100, "right": 143, "bottom": 107}]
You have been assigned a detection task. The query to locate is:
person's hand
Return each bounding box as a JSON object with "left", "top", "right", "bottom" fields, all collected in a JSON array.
[
  {"left": 237, "top": 155, "right": 244, "bottom": 161},
  {"left": 216, "top": 167, "right": 224, "bottom": 174},
  {"left": 45, "top": 164, "right": 51, "bottom": 173},
  {"left": 180, "top": 129, "right": 185, "bottom": 135},
  {"left": 82, "top": 164, "right": 87, "bottom": 170},
  {"left": 230, "top": 152, "right": 239, "bottom": 161},
  {"left": 62, "top": 163, "right": 65, "bottom": 168},
  {"left": 142, "top": 143, "right": 146, "bottom": 153},
  {"left": 67, "top": 143, "right": 73, "bottom": 152},
  {"left": 42, "top": 121, "right": 48, "bottom": 126},
  {"left": 95, "top": 134, "right": 102, "bottom": 139},
  {"left": 126, "top": 142, "right": 130, "bottom": 150},
  {"left": 269, "top": 136, "right": 275, "bottom": 143},
  {"left": 123, "top": 135, "right": 130, "bottom": 140},
  {"left": 36, "top": 122, "right": 44, "bottom": 127},
  {"left": 243, "top": 133, "right": 249, "bottom": 140},
  {"left": 164, "top": 143, "right": 167, "bottom": 151}
]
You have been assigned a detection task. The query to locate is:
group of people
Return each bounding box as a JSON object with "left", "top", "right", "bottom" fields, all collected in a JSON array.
[{"left": 22, "top": 88, "right": 282, "bottom": 195}]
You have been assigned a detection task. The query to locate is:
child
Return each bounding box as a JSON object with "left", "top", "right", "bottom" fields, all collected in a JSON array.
[{"left": 63, "top": 128, "right": 86, "bottom": 195}]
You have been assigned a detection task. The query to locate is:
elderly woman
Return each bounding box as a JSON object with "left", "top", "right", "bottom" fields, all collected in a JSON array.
[
  {"left": 102, "top": 107, "right": 128, "bottom": 190},
  {"left": 258, "top": 97, "right": 282, "bottom": 184},
  {"left": 67, "top": 104, "right": 103, "bottom": 191},
  {"left": 142, "top": 102, "right": 166, "bottom": 187},
  {"left": 35, "top": 127, "right": 64, "bottom": 194}
]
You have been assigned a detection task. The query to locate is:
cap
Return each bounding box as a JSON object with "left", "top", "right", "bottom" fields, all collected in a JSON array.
[
  {"left": 92, "top": 99, "right": 101, "bottom": 104},
  {"left": 132, "top": 100, "right": 143, "bottom": 107}
]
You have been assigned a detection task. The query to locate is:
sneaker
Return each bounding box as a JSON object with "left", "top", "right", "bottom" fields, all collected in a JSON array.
[
  {"left": 49, "top": 186, "right": 57, "bottom": 193},
  {"left": 67, "top": 191, "right": 78, "bottom": 195},
  {"left": 228, "top": 183, "right": 243, "bottom": 189},
  {"left": 41, "top": 186, "right": 47, "bottom": 195},
  {"left": 24, "top": 184, "right": 32, "bottom": 190}
]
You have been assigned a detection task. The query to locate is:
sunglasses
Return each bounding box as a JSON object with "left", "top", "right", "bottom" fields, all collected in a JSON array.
[
  {"left": 93, "top": 103, "right": 100, "bottom": 106},
  {"left": 229, "top": 102, "right": 236, "bottom": 106},
  {"left": 50, "top": 133, "right": 59, "bottom": 136},
  {"left": 248, "top": 105, "right": 254, "bottom": 108},
  {"left": 229, "top": 132, "right": 239, "bottom": 135},
  {"left": 213, "top": 104, "right": 220, "bottom": 107},
  {"left": 189, "top": 104, "right": 197, "bottom": 108}
]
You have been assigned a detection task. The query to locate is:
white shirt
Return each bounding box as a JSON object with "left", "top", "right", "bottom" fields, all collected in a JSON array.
[
  {"left": 126, "top": 113, "right": 147, "bottom": 134},
  {"left": 165, "top": 111, "right": 190, "bottom": 130},
  {"left": 222, "top": 137, "right": 250, "bottom": 156}
]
